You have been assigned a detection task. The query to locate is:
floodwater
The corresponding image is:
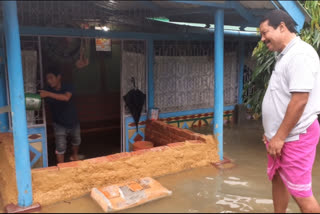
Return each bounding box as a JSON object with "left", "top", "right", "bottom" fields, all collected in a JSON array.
[{"left": 8, "top": 119, "right": 320, "bottom": 213}]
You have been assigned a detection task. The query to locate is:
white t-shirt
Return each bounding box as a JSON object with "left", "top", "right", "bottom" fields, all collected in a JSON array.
[{"left": 262, "top": 36, "right": 320, "bottom": 142}]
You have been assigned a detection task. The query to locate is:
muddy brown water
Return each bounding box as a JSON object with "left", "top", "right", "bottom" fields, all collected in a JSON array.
[{"left": 4, "top": 119, "right": 320, "bottom": 213}]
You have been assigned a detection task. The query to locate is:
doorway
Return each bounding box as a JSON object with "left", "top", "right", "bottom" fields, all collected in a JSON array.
[{"left": 40, "top": 36, "right": 122, "bottom": 166}]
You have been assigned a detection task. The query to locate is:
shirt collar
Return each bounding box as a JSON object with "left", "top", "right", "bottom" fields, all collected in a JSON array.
[{"left": 275, "top": 36, "right": 300, "bottom": 61}]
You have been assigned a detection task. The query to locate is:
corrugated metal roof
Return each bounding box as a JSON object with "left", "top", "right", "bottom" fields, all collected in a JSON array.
[
  {"left": 0, "top": 1, "right": 310, "bottom": 34},
  {"left": 153, "top": 1, "right": 210, "bottom": 9},
  {"left": 93, "top": 1, "right": 309, "bottom": 29}
]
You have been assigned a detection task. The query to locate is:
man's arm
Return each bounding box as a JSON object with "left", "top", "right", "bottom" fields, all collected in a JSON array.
[
  {"left": 267, "top": 92, "right": 309, "bottom": 157},
  {"left": 39, "top": 90, "right": 72, "bottom": 102}
]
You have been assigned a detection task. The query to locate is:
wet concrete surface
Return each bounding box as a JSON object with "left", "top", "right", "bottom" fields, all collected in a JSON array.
[{"left": 5, "top": 119, "right": 320, "bottom": 213}]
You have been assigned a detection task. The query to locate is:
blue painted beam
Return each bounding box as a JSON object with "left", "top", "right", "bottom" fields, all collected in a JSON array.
[
  {"left": 158, "top": 106, "right": 235, "bottom": 120},
  {"left": 0, "top": 25, "right": 212, "bottom": 40},
  {"left": 276, "top": 0, "right": 306, "bottom": 33},
  {"left": 0, "top": 47, "right": 9, "bottom": 132},
  {"left": 238, "top": 40, "right": 245, "bottom": 104},
  {"left": 208, "top": 29, "right": 259, "bottom": 38},
  {"left": 124, "top": 106, "right": 236, "bottom": 124},
  {"left": 0, "top": 25, "right": 259, "bottom": 40},
  {"left": 125, "top": 115, "right": 148, "bottom": 152},
  {"left": 147, "top": 39, "right": 154, "bottom": 110},
  {"left": 27, "top": 126, "right": 48, "bottom": 167},
  {"left": 214, "top": 9, "right": 224, "bottom": 161},
  {"left": 2, "top": 1, "right": 33, "bottom": 207}
]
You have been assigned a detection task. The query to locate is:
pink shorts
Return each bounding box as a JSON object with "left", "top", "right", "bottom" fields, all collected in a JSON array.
[{"left": 266, "top": 119, "right": 320, "bottom": 198}]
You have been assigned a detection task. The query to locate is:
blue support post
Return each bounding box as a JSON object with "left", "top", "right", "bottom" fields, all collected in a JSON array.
[
  {"left": 214, "top": 9, "right": 224, "bottom": 161},
  {"left": 238, "top": 40, "right": 245, "bottom": 104},
  {"left": 2, "top": 1, "right": 33, "bottom": 207},
  {"left": 0, "top": 46, "right": 9, "bottom": 132},
  {"left": 147, "top": 39, "right": 154, "bottom": 110},
  {"left": 277, "top": 0, "right": 306, "bottom": 33}
]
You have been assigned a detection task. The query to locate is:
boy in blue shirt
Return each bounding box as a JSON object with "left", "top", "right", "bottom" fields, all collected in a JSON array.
[{"left": 39, "top": 68, "right": 81, "bottom": 163}]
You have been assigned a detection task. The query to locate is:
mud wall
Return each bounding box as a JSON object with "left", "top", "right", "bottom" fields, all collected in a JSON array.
[
  {"left": 0, "top": 133, "right": 18, "bottom": 206},
  {"left": 0, "top": 121, "right": 219, "bottom": 207}
]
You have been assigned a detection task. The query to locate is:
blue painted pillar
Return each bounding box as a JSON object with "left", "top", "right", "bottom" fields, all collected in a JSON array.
[
  {"left": 2, "top": 1, "right": 33, "bottom": 207},
  {"left": 214, "top": 9, "right": 224, "bottom": 161},
  {"left": 147, "top": 39, "right": 154, "bottom": 109},
  {"left": 0, "top": 46, "right": 9, "bottom": 132},
  {"left": 238, "top": 40, "right": 245, "bottom": 104}
]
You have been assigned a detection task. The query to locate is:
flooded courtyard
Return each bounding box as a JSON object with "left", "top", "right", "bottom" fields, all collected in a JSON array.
[
  {"left": 3, "top": 120, "right": 320, "bottom": 213},
  {"left": 37, "top": 119, "right": 320, "bottom": 213}
]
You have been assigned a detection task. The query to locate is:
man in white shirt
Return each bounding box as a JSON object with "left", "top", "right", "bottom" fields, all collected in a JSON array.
[{"left": 260, "top": 9, "right": 320, "bottom": 213}]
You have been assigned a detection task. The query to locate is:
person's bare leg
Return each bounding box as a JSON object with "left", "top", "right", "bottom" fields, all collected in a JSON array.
[
  {"left": 70, "top": 145, "right": 79, "bottom": 161},
  {"left": 56, "top": 154, "right": 64, "bottom": 163},
  {"left": 293, "top": 196, "right": 320, "bottom": 213},
  {"left": 53, "top": 123, "right": 67, "bottom": 164},
  {"left": 272, "top": 171, "right": 290, "bottom": 213},
  {"left": 70, "top": 124, "right": 81, "bottom": 161}
]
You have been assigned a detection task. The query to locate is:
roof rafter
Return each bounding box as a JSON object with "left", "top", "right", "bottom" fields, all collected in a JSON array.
[
  {"left": 228, "top": 1, "right": 259, "bottom": 26},
  {"left": 140, "top": 1, "right": 160, "bottom": 11},
  {"left": 167, "top": 1, "right": 233, "bottom": 9}
]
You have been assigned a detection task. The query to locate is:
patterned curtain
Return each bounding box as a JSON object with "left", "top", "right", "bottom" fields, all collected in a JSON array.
[
  {"left": 121, "top": 41, "right": 146, "bottom": 114},
  {"left": 154, "top": 51, "right": 238, "bottom": 113},
  {"left": 22, "top": 50, "right": 38, "bottom": 125}
]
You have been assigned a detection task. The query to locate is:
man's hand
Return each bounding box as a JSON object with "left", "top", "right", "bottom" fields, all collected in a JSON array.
[
  {"left": 38, "top": 90, "right": 51, "bottom": 98},
  {"left": 265, "top": 92, "right": 308, "bottom": 158},
  {"left": 267, "top": 135, "right": 284, "bottom": 158},
  {"left": 38, "top": 90, "right": 72, "bottom": 101},
  {"left": 262, "top": 135, "right": 267, "bottom": 144}
]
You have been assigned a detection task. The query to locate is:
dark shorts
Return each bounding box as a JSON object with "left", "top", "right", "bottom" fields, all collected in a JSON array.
[{"left": 53, "top": 123, "right": 81, "bottom": 155}]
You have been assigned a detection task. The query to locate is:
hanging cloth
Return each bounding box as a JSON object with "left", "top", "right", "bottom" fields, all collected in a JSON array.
[
  {"left": 75, "top": 38, "right": 89, "bottom": 69},
  {"left": 76, "top": 24, "right": 90, "bottom": 69}
]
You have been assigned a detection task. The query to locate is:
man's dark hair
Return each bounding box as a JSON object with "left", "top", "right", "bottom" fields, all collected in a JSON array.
[
  {"left": 46, "top": 66, "right": 61, "bottom": 77},
  {"left": 260, "top": 9, "right": 297, "bottom": 33}
]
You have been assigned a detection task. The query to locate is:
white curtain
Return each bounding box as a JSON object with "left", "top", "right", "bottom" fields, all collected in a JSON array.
[
  {"left": 22, "top": 50, "right": 38, "bottom": 125},
  {"left": 121, "top": 51, "right": 146, "bottom": 114}
]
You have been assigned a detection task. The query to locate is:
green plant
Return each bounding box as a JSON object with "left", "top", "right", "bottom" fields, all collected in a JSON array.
[{"left": 243, "top": 1, "right": 320, "bottom": 117}]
